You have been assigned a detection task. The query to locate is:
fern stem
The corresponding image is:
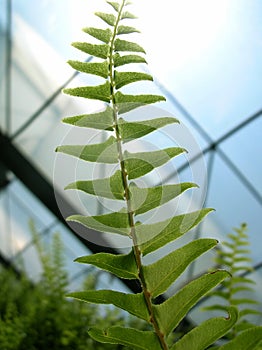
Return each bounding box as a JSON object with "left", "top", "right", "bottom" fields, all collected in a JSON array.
[{"left": 108, "top": 2, "right": 168, "bottom": 349}]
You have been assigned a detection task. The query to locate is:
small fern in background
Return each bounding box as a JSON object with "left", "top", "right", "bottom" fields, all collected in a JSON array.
[
  {"left": 0, "top": 222, "right": 132, "bottom": 350},
  {"left": 56, "top": 0, "right": 262, "bottom": 348},
  {"left": 204, "top": 223, "right": 261, "bottom": 339}
]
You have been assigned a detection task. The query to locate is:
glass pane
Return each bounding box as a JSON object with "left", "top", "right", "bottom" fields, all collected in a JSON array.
[
  {"left": 220, "top": 116, "right": 262, "bottom": 195},
  {"left": 203, "top": 153, "right": 262, "bottom": 264},
  {"left": 136, "top": 0, "right": 262, "bottom": 139},
  {"left": 0, "top": 177, "right": 55, "bottom": 260}
]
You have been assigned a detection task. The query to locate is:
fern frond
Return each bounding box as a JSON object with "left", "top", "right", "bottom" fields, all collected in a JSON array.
[
  {"left": 205, "top": 223, "right": 261, "bottom": 340},
  {"left": 58, "top": 1, "right": 238, "bottom": 349}
]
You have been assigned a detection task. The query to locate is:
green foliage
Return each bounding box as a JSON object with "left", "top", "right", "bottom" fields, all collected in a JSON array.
[
  {"left": 204, "top": 223, "right": 262, "bottom": 339},
  {"left": 57, "top": 0, "right": 262, "bottom": 349},
  {"left": 0, "top": 223, "right": 136, "bottom": 350},
  {"left": 218, "top": 327, "right": 262, "bottom": 350}
]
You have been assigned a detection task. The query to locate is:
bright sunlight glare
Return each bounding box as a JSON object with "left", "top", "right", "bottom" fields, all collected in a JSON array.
[
  {"left": 134, "top": 0, "right": 230, "bottom": 76},
  {"left": 71, "top": 0, "right": 231, "bottom": 80}
]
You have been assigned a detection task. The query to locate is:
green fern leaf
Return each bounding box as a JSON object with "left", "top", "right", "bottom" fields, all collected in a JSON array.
[
  {"left": 124, "top": 147, "right": 186, "bottom": 179},
  {"left": 95, "top": 12, "right": 116, "bottom": 26},
  {"left": 62, "top": 106, "right": 114, "bottom": 130},
  {"left": 67, "top": 60, "right": 108, "bottom": 78},
  {"left": 114, "top": 53, "right": 147, "bottom": 67},
  {"left": 231, "top": 286, "right": 253, "bottom": 294},
  {"left": 56, "top": 136, "right": 118, "bottom": 163},
  {"left": 65, "top": 170, "right": 124, "bottom": 200},
  {"left": 63, "top": 81, "right": 111, "bottom": 102},
  {"left": 154, "top": 271, "right": 230, "bottom": 336},
  {"left": 137, "top": 208, "right": 214, "bottom": 254},
  {"left": 67, "top": 210, "right": 130, "bottom": 235},
  {"left": 170, "top": 307, "right": 238, "bottom": 350},
  {"left": 117, "top": 25, "right": 140, "bottom": 35},
  {"left": 203, "top": 304, "right": 229, "bottom": 312},
  {"left": 211, "top": 290, "right": 229, "bottom": 299},
  {"left": 233, "top": 256, "right": 252, "bottom": 263},
  {"left": 74, "top": 250, "right": 138, "bottom": 279},
  {"left": 106, "top": 1, "right": 120, "bottom": 12},
  {"left": 121, "top": 11, "right": 137, "bottom": 19},
  {"left": 239, "top": 308, "right": 262, "bottom": 317},
  {"left": 115, "top": 71, "right": 153, "bottom": 89},
  {"left": 130, "top": 182, "right": 197, "bottom": 215},
  {"left": 118, "top": 116, "right": 178, "bottom": 142},
  {"left": 116, "top": 91, "right": 166, "bottom": 113},
  {"left": 68, "top": 290, "right": 149, "bottom": 321},
  {"left": 234, "top": 322, "right": 257, "bottom": 332},
  {"left": 88, "top": 327, "right": 162, "bottom": 350},
  {"left": 72, "top": 42, "right": 109, "bottom": 59},
  {"left": 231, "top": 298, "right": 259, "bottom": 305},
  {"left": 231, "top": 266, "right": 253, "bottom": 273},
  {"left": 218, "top": 326, "right": 262, "bottom": 350},
  {"left": 228, "top": 233, "right": 249, "bottom": 243},
  {"left": 227, "top": 276, "right": 256, "bottom": 285},
  {"left": 143, "top": 239, "right": 218, "bottom": 297},
  {"left": 115, "top": 38, "right": 145, "bottom": 53},
  {"left": 234, "top": 249, "right": 251, "bottom": 255},
  {"left": 82, "top": 27, "right": 112, "bottom": 43}
]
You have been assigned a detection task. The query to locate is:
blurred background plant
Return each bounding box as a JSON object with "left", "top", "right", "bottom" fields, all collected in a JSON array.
[
  {"left": 203, "top": 223, "right": 261, "bottom": 342},
  {"left": 0, "top": 220, "right": 145, "bottom": 350}
]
